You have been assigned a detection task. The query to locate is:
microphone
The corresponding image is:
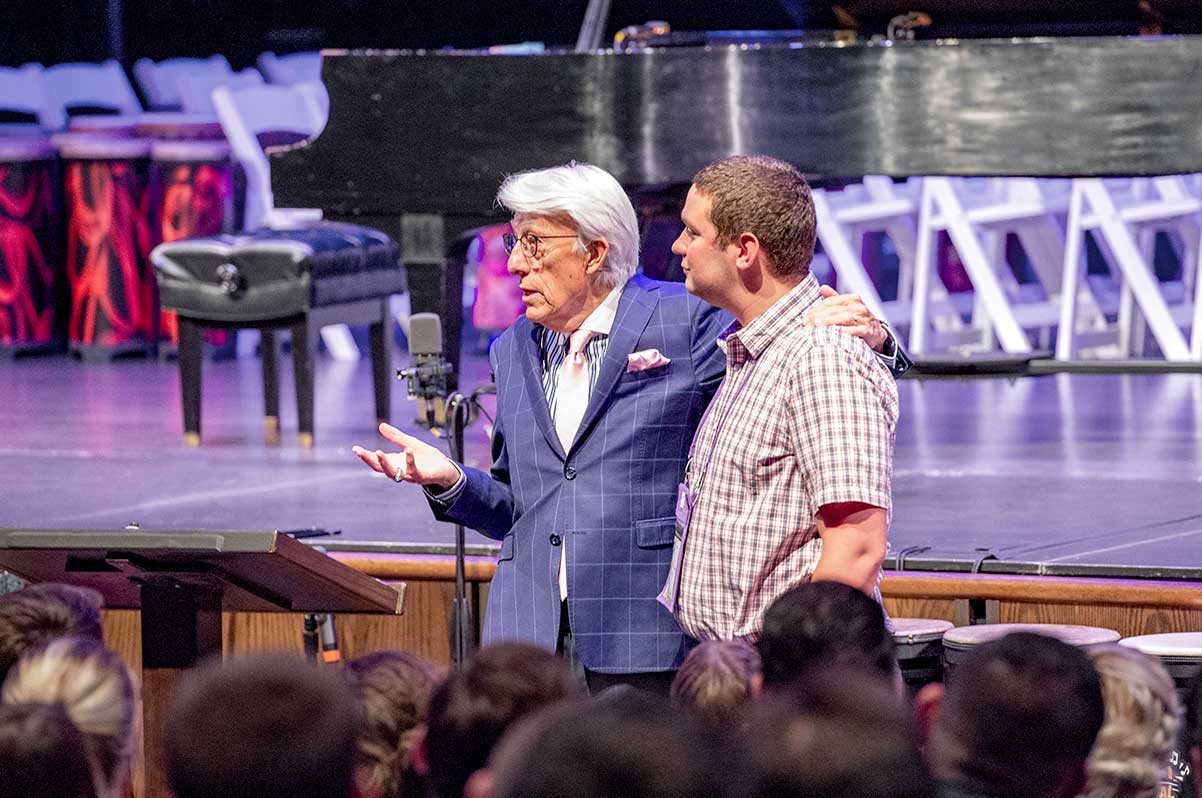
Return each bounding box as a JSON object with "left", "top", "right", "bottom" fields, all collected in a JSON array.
[
  {"left": 399, "top": 313, "right": 454, "bottom": 431},
  {"left": 317, "top": 613, "right": 341, "bottom": 664}
]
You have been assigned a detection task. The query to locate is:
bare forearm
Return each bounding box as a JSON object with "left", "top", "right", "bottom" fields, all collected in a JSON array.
[
  {"left": 814, "top": 503, "right": 888, "bottom": 595},
  {"left": 811, "top": 542, "right": 885, "bottom": 594}
]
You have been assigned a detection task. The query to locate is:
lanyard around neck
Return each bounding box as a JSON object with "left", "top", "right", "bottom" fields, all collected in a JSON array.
[{"left": 686, "top": 356, "right": 760, "bottom": 496}]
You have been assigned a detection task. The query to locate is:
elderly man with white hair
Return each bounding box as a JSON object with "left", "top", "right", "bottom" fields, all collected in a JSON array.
[{"left": 354, "top": 162, "right": 902, "bottom": 693}]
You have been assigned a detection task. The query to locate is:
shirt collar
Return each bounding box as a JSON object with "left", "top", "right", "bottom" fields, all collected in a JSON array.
[
  {"left": 718, "top": 273, "right": 822, "bottom": 365},
  {"left": 538, "top": 281, "right": 625, "bottom": 355},
  {"left": 574, "top": 282, "right": 624, "bottom": 337}
]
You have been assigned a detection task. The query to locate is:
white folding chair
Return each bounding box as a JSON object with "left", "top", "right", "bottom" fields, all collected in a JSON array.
[
  {"left": 0, "top": 64, "right": 63, "bottom": 130},
  {"left": 256, "top": 51, "right": 322, "bottom": 85},
  {"left": 133, "top": 55, "right": 232, "bottom": 110},
  {"left": 42, "top": 60, "right": 141, "bottom": 118},
  {"left": 812, "top": 176, "right": 923, "bottom": 331},
  {"left": 910, "top": 177, "right": 1079, "bottom": 356},
  {"left": 1057, "top": 176, "right": 1200, "bottom": 361},
  {"left": 211, "top": 81, "right": 360, "bottom": 361},
  {"left": 177, "top": 68, "right": 264, "bottom": 114}
]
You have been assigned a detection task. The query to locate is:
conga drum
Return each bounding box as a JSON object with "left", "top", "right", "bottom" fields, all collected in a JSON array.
[
  {"left": 0, "top": 137, "right": 64, "bottom": 353},
  {"left": 149, "top": 137, "right": 234, "bottom": 345},
  {"left": 66, "top": 115, "right": 140, "bottom": 137},
  {"left": 137, "top": 112, "right": 225, "bottom": 142},
  {"left": 1118, "top": 633, "right": 1202, "bottom": 698},
  {"left": 942, "top": 623, "right": 1120, "bottom": 672},
  {"left": 892, "top": 618, "right": 953, "bottom": 692},
  {"left": 53, "top": 132, "right": 157, "bottom": 357}
]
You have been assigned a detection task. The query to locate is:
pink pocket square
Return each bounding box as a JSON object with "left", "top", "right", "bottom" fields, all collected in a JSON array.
[{"left": 627, "top": 349, "right": 671, "bottom": 372}]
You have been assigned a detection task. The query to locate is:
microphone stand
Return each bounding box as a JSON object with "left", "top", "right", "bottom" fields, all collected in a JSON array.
[
  {"left": 442, "top": 382, "right": 496, "bottom": 671},
  {"left": 445, "top": 392, "right": 475, "bottom": 671}
]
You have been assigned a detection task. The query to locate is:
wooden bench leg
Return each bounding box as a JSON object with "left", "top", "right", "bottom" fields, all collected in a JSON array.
[
  {"left": 291, "top": 318, "right": 315, "bottom": 448},
  {"left": 178, "top": 318, "right": 202, "bottom": 447},
  {"left": 369, "top": 303, "right": 390, "bottom": 427},
  {"left": 261, "top": 330, "right": 281, "bottom": 446}
]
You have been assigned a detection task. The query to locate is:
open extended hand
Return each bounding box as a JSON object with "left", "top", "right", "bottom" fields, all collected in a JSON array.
[
  {"left": 351, "top": 423, "right": 461, "bottom": 489},
  {"left": 802, "top": 285, "right": 888, "bottom": 352}
]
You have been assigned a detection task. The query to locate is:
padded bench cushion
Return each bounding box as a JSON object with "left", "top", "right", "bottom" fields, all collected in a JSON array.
[{"left": 152, "top": 222, "right": 403, "bottom": 323}]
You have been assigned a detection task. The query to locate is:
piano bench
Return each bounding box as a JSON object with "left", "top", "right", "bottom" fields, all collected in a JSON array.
[{"left": 152, "top": 222, "right": 405, "bottom": 447}]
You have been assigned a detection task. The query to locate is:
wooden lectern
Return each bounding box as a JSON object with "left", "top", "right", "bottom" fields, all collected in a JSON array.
[{"left": 0, "top": 528, "right": 405, "bottom": 798}]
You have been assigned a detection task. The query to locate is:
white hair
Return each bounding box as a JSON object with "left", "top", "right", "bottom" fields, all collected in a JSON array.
[{"left": 496, "top": 162, "right": 640, "bottom": 289}]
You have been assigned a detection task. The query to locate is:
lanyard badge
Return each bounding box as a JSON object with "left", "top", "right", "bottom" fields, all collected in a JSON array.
[{"left": 656, "top": 357, "right": 759, "bottom": 614}]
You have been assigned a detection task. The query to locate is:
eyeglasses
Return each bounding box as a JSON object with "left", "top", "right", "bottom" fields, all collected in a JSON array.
[{"left": 502, "top": 232, "right": 578, "bottom": 259}]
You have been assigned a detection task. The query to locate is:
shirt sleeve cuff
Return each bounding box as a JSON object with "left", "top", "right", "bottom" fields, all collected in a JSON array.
[
  {"left": 424, "top": 464, "right": 466, "bottom": 505},
  {"left": 874, "top": 324, "right": 899, "bottom": 369}
]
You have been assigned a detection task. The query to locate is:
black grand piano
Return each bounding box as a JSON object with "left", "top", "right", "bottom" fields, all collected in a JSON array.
[{"left": 271, "top": 4, "right": 1202, "bottom": 374}]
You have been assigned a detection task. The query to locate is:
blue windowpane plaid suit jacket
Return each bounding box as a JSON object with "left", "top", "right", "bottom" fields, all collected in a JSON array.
[{"left": 431, "top": 274, "right": 730, "bottom": 674}]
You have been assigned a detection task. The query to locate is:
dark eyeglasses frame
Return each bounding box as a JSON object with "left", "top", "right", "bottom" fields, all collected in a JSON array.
[{"left": 502, "top": 232, "right": 578, "bottom": 259}]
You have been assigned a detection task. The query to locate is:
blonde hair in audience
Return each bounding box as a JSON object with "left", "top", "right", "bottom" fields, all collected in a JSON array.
[
  {"left": 344, "top": 650, "right": 444, "bottom": 798},
  {"left": 1, "top": 636, "right": 137, "bottom": 798},
  {"left": 670, "top": 639, "right": 762, "bottom": 727},
  {"left": 1082, "top": 644, "right": 1181, "bottom": 798}
]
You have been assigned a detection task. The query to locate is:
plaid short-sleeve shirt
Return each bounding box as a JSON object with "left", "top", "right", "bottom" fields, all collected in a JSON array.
[{"left": 674, "top": 274, "right": 899, "bottom": 641}]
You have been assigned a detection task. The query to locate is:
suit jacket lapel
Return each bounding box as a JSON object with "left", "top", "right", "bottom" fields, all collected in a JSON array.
[
  {"left": 516, "top": 320, "right": 566, "bottom": 460},
  {"left": 571, "top": 276, "right": 656, "bottom": 452}
]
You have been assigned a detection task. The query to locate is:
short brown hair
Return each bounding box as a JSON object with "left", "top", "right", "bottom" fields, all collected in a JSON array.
[
  {"left": 670, "top": 640, "right": 761, "bottom": 727},
  {"left": 165, "top": 654, "right": 360, "bottom": 798},
  {"left": 424, "top": 642, "right": 583, "bottom": 798},
  {"left": 692, "top": 155, "right": 816, "bottom": 277}
]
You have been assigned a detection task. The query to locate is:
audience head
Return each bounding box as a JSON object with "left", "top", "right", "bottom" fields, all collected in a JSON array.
[
  {"left": 484, "top": 696, "right": 727, "bottom": 798},
  {"left": 670, "top": 639, "right": 762, "bottom": 727},
  {"left": 757, "top": 580, "right": 896, "bottom": 690},
  {"left": 0, "top": 702, "right": 99, "bottom": 798},
  {"left": 0, "top": 582, "right": 104, "bottom": 683},
  {"left": 164, "top": 654, "right": 360, "bottom": 798},
  {"left": 423, "top": 642, "right": 583, "bottom": 798},
  {"left": 496, "top": 162, "right": 640, "bottom": 290},
  {"left": 1182, "top": 670, "right": 1202, "bottom": 798},
  {"left": 343, "top": 650, "right": 443, "bottom": 798},
  {"left": 733, "top": 666, "right": 933, "bottom": 798},
  {"left": 1082, "top": 644, "right": 1180, "bottom": 798},
  {"left": 919, "top": 632, "right": 1105, "bottom": 798},
  {"left": 1, "top": 635, "right": 135, "bottom": 797}
]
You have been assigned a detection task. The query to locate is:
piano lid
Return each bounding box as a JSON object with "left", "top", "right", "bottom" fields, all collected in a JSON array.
[{"left": 272, "top": 35, "right": 1202, "bottom": 218}]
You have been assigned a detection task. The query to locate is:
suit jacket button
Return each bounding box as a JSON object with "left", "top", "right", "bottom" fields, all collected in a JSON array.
[
  {"left": 564, "top": 465, "right": 577, "bottom": 480},
  {"left": 549, "top": 534, "right": 562, "bottom": 546}
]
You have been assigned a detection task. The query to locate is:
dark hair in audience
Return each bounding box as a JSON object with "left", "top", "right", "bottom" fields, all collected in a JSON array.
[
  {"left": 756, "top": 581, "right": 896, "bottom": 688},
  {"left": 734, "top": 666, "right": 934, "bottom": 798},
  {"left": 343, "top": 650, "right": 443, "bottom": 798},
  {"left": 164, "top": 654, "right": 361, "bottom": 798},
  {"left": 0, "top": 702, "right": 99, "bottom": 798},
  {"left": 1185, "top": 670, "right": 1202, "bottom": 798},
  {"left": 928, "top": 632, "right": 1105, "bottom": 798},
  {"left": 488, "top": 696, "right": 727, "bottom": 798},
  {"left": 670, "top": 639, "right": 761, "bottom": 727},
  {"left": 1187, "top": 670, "right": 1202, "bottom": 752},
  {"left": 0, "top": 583, "right": 104, "bottom": 683},
  {"left": 424, "top": 642, "right": 583, "bottom": 798}
]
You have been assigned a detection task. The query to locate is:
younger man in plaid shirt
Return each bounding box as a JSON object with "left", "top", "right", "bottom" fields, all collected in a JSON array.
[{"left": 668, "top": 156, "right": 900, "bottom": 642}]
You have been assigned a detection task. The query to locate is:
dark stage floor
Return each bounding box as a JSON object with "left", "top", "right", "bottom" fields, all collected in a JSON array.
[{"left": 2, "top": 347, "right": 1201, "bottom": 579}]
